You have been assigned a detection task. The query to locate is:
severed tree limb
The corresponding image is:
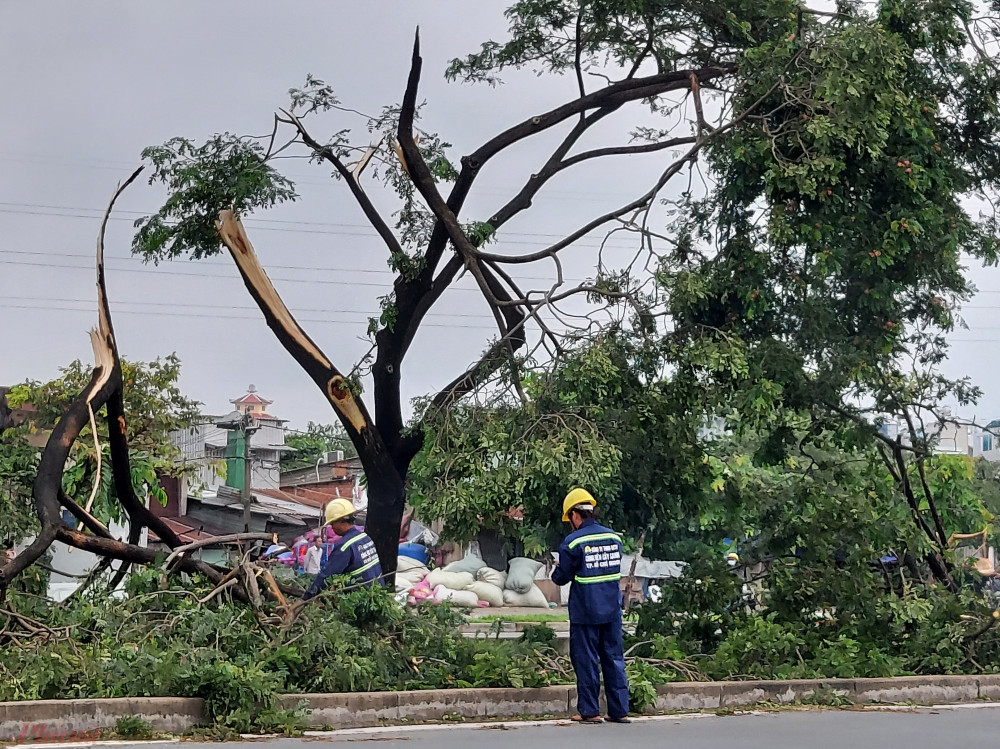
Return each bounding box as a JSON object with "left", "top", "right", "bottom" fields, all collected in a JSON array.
[
  {"left": 0, "top": 328, "right": 120, "bottom": 595},
  {"left": 199, "top": 578, "right": 238, "bottom": 605},
  {"left": 163, "top": 532, "right": 272, "bottom": 568},
  {"left": 0, "top": 170, "right": 290, "bottom": 607},
  {"left": 97, "top": 168, "right": 184, "bottom": 548},
  {"left": 215, "top": 210, "right": 406, "bottom": 577},
  {"left": 58, "top": 490, "right": 113, "bottom": 539},
  {"left": 55, "top": 526, "right": 225, "bottom": 586},
  {"left": 217, "top": 210, "right": 373, "bottom": 434},
  {"left": 2, "top": 168, "right": 230, "bottom": 599},
  {"left": 259, "top": 568, "right": 287, "bottom": 609},
  {"left": 93, "top": 168, "right": 187, "bottom": 589},
  {"left": 239, "top": 563, "right": 263, "bottom": 609}
]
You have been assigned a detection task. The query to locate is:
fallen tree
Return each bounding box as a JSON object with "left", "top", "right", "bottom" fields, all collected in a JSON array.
[{"left": 0, "top": 171, "right": 276, "bottom": 605}]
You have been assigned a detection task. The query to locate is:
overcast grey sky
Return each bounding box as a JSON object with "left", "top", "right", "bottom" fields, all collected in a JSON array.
[{"left": 2, "top": 1, "right": 1000, "bottom": 431}]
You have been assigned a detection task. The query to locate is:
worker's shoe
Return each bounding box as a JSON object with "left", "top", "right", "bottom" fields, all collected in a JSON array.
[
  {"left": 605, "top": 716, "right": 632, "bottom": 724},
  {"left": 570, "top": 715, "right": 604, "bottom": 724}
]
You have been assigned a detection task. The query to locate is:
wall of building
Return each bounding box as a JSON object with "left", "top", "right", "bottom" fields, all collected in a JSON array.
[
  {"left": 879, "top": 414, "right": 973, "bottom": 457},
  {"left": 171, "top": 416, "right": 286, "bottom": 494},
  {"left": 971, "top": 426, "right": 1000, "bottom": 462},
  {"left": 171, "top": 422, "right": 227, "bottom": 493}
]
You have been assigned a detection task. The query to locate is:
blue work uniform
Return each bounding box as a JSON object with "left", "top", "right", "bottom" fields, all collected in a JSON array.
[
  {"left": 302, "top": 527, "right": 383, "bottom": 600},
  {"left": 551, "top": 518, "right": 629, "bottom": 720}
]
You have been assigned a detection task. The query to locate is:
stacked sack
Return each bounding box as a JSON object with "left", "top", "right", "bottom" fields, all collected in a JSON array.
[
  {"left": 404, "top": 554, "right": 551, "bottom": 609},
  {"left": 396, "top": 555, "right": 431, "bottom": 595}
]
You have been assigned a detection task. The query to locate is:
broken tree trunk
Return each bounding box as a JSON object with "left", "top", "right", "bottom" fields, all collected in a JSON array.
[
  {"left": 0, "top": 171, "right": 276, "bottom": 606},
  {"left": 216, "top": 210, "right": 404, "bottom": 580}
]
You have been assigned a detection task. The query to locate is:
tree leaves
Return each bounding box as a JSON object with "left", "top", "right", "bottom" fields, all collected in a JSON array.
[
  {"left": 133, "top": 135, "right": 298, "bottom": 262},
  {"left": 4, "top": 356, "right": 200, "bottom": 528}
]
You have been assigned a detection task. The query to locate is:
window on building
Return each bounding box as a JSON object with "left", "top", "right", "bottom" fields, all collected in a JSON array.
[{"left": 984, "top": 434, "right": 994, "bottom": 453}]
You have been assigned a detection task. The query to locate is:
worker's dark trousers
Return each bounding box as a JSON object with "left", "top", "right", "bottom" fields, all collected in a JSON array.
[{"left": 569, "top": 619, "right": 630, "bottom": 719}]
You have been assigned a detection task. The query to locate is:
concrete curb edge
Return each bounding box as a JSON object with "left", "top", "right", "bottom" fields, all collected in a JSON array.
[{"left": 4, "top": 674, "right": 1000, "bottom": 738}]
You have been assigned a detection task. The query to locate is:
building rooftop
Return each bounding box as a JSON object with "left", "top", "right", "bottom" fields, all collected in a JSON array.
[
  {"left": 256, "top": 486, "right": 352, "bottom": 510},
  {"left": 149, "top": 516, "right": 229, "bottom": 545}
]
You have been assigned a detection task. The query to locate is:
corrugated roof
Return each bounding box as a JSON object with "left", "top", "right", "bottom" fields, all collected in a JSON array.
[
  {"left": 252, "top": 491, "right": 323, "bottom": 517},
  {"left": 257, "top": 486, "right": 352, "bottom": 509},
  {"left": 150, "top": 517, "right": 227, "bottom": 545}
]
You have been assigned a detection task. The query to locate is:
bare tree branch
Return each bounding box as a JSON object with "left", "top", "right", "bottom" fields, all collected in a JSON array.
[
  {"left": 397, "top": 30, "right": 530, "bottom": 405},
  {"left": 279, "top": 109, "right": 405, "bottom": 259}
]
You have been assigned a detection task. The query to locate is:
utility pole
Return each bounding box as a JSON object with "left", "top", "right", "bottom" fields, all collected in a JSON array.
[
  {"left": 239, "top": 413, "right": 259, "bottom": 534},
  {"left": 219, "top": 410, "right": 260, "bottom": 535}
]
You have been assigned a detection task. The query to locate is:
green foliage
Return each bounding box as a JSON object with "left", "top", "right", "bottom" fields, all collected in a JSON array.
[
  {"left": 116, "top": 0, "right": 1000, "bottom": 696},
  {"left": 632, "top": 559, "right": 1000, "bottom": 682},
  {"left": 282, "top": 421, "right": 356, "bottom": 470},
  {"left": 0, "top": 425, "right": 40, "bottom": 547},
  {"left": 134, "top": 135, "right": 298, "bottom": 262},
  {"left": 113, "top": 716, "right": 155, "bottom": 740},
  {"left": 5, "top": 355, "right": 200, "bottom": 526},
  {"left": 411, "top": 335, "right": 682, "bottom": 553},
  {"left": 520, "top": 623, "right": 556, "bottom": 647},
  {"left": 0, "top": 582, "right": 571, "bottom": 730},
  {"left": 624, "top": 662, "right": 659, "bottom": 713},
  {"left": 636, "top": 559, "right": 743, "bottom": 655},
  {"left": 446, "top": 0, "right": 794, "bottom": 86}
]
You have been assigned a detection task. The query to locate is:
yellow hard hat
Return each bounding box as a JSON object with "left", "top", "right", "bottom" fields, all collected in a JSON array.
[
  {"left": 324, "top": 498, "right": 356, "bottom": 525},
  {"left": 562, "top": 488, "right": 597, "bottom": 522}
]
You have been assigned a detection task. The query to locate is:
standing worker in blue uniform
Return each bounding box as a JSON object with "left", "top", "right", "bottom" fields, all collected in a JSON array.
[
  {"left": 302, "top": 498, "right": 383, "bottom": 600},
  {"left": 551, "top": 488, "right": 630, "bottom": 724}
]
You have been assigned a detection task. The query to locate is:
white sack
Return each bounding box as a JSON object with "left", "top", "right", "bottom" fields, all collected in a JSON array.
[
  {"left": 467, "top": 580, "right": 505, "bottom": 608},
  {"left": 476, "top": 567, "right": 507, "bottom": 589},
  {"left": 502, "top": 584, "right": 550, "bottom": 608},
  {"left": 426, "top": 569, "right": 475, "bottom": 591}
]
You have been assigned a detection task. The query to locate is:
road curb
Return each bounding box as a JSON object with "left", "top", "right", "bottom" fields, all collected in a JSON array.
[
  {"left": 276, "top": 675, "right": 1000, "bottom": 727},
  {"left": 4, "top": 675, "right": 1000, "bottom": 738},
  {"left": 0, "top": 698, "right": 203, "bottom": 742}
]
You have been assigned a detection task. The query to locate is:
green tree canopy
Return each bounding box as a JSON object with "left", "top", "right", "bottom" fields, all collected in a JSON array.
[
  {"left": 281, "top": 422, "right": 357, "bottom": 471},
  {"left": 127, "top": 0, "right": 1000, "bottom": 575},
  {"left": 3, "top": 355, "right": 200, "bottom": 527}
]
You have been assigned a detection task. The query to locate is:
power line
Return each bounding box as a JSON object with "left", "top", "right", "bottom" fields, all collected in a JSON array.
[
  {"left": 0, "top": 153, "right": 653, "bottom": 202},
  {"left": 5, "top": 298, "right": 996, "bottom": 341},
  {"left": 0, "top": 293, "right": 498, "bottom": 321},
  {"left": 0, "top": 248, "right": 593, "bottom": 285},
  {"left": 0, "top": 301, "right": 514, "bottom": 331},
  {"left": 0, "top": 257, "right": 392, "bottom": 287},
  {"left": 0, "top": 200, "right": 648, "bottom": 250}
]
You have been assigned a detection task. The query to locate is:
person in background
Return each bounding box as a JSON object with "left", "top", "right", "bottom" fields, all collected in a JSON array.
[
  {"left": 303, "top": 536, "right": 324, "bottom": 576},
  {"left": 302, "top": 498, "right": 383, "bottom": 601},
  {"left": 551, "top": 488, "right": 630, "bottom": 725}
]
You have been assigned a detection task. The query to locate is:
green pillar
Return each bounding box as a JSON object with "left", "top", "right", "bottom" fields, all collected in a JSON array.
[{"left": 225, "top": 429, "right": 247, "bottom": 492}]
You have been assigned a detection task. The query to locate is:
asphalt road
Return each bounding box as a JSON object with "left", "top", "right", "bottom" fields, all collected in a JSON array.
[{"left": 165, "top": 706, "right": 1000, "bottom": 749}]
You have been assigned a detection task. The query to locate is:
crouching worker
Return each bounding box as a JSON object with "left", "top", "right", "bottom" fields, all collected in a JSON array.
[
  {"left": 302, "top": 498, "right": 383, "bottom": 601},
  {"left": 551, "top": 488, "right": 630, "bottom": 724}
]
